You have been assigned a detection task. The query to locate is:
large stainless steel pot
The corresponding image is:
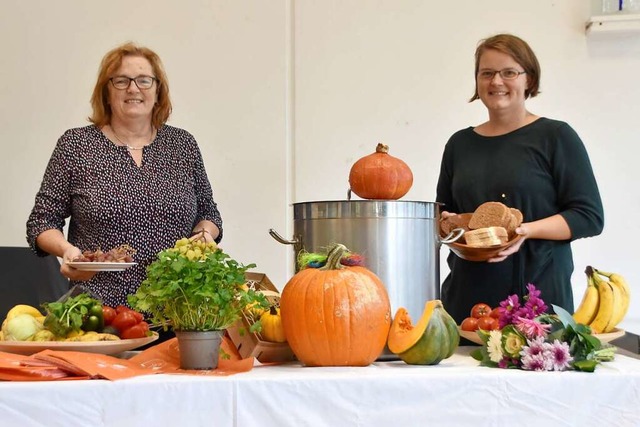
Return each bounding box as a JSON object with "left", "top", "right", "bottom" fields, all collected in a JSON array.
[{"left": 270, "top": 200, "right": 448, "bottom": 327}]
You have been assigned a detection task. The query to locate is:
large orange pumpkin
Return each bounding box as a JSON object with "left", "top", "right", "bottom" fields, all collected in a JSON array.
[
  {"left": 279, "top": 244, "right": 391, "bottom": 366},
  {"left": 349, "top": 143, "right": 413, "bottom": 200}
]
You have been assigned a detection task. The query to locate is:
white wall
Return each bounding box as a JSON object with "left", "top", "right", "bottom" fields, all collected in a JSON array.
[{"left": 2, "top": 0, "right": 639, "bottom": 330}]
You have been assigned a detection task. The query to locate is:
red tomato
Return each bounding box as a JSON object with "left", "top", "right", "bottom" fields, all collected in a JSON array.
[
  {"left": 121, "top": 322, "right": 150, "bottom": 340},
  {"left": 460, "top": 317, "right": 479, "bottom": 332},
  {"left": 102, "top": 306, "right": 117, "bottom": 326},
  {"left": 470, "top": 303, "right": 492, "bottom": 319},
  {"left": 477, "top": 316, "right": 499, "bottom": 331},
  {"left": 115, "top": 305, "right": 144, "bottom": 322},
  {"left": 116, "top": 305, "right": 130, "bottom": 314},
  {"left": 128, "top": 310, "right": 144, "bottom": 323},
  {"left": 111, "top": 311, "right": 139, "bottom": 333},
  {"left": 489, "top": 307, "right": 502, "bottom": 319}
]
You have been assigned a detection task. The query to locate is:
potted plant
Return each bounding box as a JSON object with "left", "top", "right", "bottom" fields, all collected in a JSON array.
[{"left": 129, "top": 234, "right": 268, "bottom": 369}]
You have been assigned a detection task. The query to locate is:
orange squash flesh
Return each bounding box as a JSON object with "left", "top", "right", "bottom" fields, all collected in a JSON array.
[{"left": 387, "top": 300, "right": 437, "bottom": 354}]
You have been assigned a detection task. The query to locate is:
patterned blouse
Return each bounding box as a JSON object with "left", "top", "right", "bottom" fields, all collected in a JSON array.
[{"left": 26, "top": 124, "right": 223, "bottom": 308}]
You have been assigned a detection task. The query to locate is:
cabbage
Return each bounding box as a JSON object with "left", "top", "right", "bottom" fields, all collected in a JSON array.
[{"left": 3, "top": 313, "right": 43, "bottom": 341}]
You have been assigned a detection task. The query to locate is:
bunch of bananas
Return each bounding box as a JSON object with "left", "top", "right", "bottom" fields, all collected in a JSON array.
[{"left": 573, "top": 266, "right": 630, "bottom": 334}]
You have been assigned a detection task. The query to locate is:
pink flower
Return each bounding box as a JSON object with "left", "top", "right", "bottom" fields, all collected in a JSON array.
[
  {"left": 548, "top": 340, "right": 573, "bottom": 371},
  {"left": 521, "top": 335, "right": 546, "bottom": 356},
  {"left": 520, "top": 353, "right": 551, "bottom": 371},
  {"left": 514, "top": 317, "right": 551, "bottom": 339}
]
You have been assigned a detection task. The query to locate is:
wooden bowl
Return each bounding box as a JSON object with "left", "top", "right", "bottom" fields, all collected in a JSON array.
[{"left": 440, "top": 213, "right": 522, "bottom": 262}]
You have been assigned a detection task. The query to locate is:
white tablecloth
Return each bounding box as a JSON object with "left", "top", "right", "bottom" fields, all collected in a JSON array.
[{"left": 1, "top": 347, "right": 639, "bottom": 427}]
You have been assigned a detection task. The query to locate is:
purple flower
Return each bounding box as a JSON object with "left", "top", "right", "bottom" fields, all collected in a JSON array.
[
  {"left": 498, "top": 358, "right": 510, "bottom": 368},
  {"left": 524, "top": 284, "right": 547, "bottom": 317},
  {"left": 499, "top": 294, "right": 520, "bottom": 328},
  {"left": 525, "top": 283, "right": 541, "bottom": 299}
]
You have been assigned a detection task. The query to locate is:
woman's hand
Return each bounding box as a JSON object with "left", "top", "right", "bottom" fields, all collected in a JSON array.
[
  {"left": 60, "top": 246, "right": 97, "bottom": 281},
  {"left": 487, "top": 214, "right": 571, "bottom": 263},
  {"left": 487, "top": 224, "right": 529, "bottom": 263},
  {"left": 440, "top": 210, "right": 457, "bottom": 220},
  {"left": 191, "top": 220, "right": 220, "bottom": 244}
]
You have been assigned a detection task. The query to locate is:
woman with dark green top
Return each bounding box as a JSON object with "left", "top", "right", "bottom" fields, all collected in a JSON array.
[{"left": 436, "top": 34, "right": 604, "bottom": 324}]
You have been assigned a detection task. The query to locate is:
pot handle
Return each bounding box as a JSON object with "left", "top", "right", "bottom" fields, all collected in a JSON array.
[
  {"left": 269, "top": 228, "right": 299, "bottom": 245},
  {"left": 440, "top": 228, "right": 465, "bottom": 244}
]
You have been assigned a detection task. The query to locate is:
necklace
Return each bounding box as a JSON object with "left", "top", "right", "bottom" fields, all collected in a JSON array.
[{"left": 110, "top": 126, "right": 154, "bottom": 150}]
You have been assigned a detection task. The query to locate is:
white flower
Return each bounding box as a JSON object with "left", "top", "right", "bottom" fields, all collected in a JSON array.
[{"left": 487, "top": 330, "right": 504, "bottom": 363}]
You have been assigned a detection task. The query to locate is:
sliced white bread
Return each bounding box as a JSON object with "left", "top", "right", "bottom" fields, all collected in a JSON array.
[{"left": 464, "top": 226, "right": 508, "bottom": 247}]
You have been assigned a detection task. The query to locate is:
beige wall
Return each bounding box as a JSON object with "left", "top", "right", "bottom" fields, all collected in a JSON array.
[{"left": 2, "top": 1, "right": 640, "bottom": 328}]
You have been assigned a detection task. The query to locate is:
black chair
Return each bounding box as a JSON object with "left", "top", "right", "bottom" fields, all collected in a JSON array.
[{"left": 0, "top": 247, "right": 69, "bottom": 319}]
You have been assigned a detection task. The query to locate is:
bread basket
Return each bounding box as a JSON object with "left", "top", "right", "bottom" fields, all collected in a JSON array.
[{"left": 439, "top": 213, "right": 522, "bottom": 262}]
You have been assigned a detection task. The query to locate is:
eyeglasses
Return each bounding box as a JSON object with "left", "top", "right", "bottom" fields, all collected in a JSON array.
[
  {"left": 109, "top": 75, "right": 157, "bottom": 90},
  {"left": 477, "top": 69, "right": 526, "bottom": 80}
]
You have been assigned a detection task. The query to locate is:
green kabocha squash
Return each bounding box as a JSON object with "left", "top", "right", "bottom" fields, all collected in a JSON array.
[{"left": 387, "top": 299, "right": 459, "bottom": 365}]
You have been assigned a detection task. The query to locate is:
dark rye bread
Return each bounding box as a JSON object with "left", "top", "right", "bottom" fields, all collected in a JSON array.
[
  {"left": 440, "top": 214, "right": 470, "bottom": 236},
  {"left": 468, "top": 202, "right": 511, "bottom": 230},
  {"left": 510, "top": 208, "right": 523, "bottom": 225},
  {"left": 469, "top": 202, "right": 524, "bottom": 238},
  {"left": 506, "top": 208, "right": 523, "bottom": 237}
]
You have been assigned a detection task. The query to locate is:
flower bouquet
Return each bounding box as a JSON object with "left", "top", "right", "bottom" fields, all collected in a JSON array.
[{"left": 471, "top": 284, "right": 615, "bottom": 372}]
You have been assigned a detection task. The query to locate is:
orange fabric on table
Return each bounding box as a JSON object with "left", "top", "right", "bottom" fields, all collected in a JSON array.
[
  {"left": 33, "top": 349, "right": 155, "bottom": 380},
  {"left": 129, "top": 336, "right": 255, "bottom": 375},
  {"left": 0, "top": 350, "right": 84, "bottom": 381}
]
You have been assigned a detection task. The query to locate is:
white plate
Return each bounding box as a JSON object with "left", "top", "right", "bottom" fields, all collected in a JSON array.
[
  {"left": 458, "top": 327, "right": 625, "bottom": 345},
  {"left": 66, "top": 262, "right": 137, "bottom": 271},
  {"left": 0, "top": 332, "right": 158, "bottom": 356}
]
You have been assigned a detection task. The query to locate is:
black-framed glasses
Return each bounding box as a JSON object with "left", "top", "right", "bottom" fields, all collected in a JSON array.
[
  {"left": 109, "top": 75, "right": 157, "bottom": 90},
  {"left": 477, "top": 69, "right": 526, "bottom": 80}
]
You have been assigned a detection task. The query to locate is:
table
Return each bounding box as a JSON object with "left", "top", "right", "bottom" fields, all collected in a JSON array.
[{"left": 1, "top": 347, "right": 639, "bottom": 427}]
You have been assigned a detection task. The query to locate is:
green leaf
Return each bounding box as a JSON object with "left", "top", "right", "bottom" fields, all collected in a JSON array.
[
  {"left": 551, "top": 304, "right": 576, "bottom": 328},
  {"left": 573, "top": 360, "right": 597, "bottom": 372},
  {"left": 41, "top": 293, "right": 102, "bottom": 338},
  {"left": 470, "top": 348, "right": 484, "bottom": 361}
]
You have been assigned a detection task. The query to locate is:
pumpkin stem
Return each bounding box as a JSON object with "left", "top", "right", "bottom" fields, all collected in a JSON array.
[
  {"left": 269, "top": 305, "right": 278, "bottom": 315},
  {"left": 319, "top": 244, "right": 348, "bottom": 270},
  {"left": 375, "top": 143, "right": 389, "bottom": 154}
]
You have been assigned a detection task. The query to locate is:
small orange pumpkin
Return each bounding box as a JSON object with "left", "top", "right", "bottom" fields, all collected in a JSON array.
[
  {"left": 349, "top": 143, "right": 413, "bottom": 200},
  {"left": 259, "top": 306, "right": 287, "bottom": 343},
  {"left": 279, "top": 244, "right": 391, "bottom": 366}
]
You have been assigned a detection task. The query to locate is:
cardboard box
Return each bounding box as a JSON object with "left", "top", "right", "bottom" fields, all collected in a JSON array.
[{"left": 226, "top": 272, "right": 296, "bottom": 363}]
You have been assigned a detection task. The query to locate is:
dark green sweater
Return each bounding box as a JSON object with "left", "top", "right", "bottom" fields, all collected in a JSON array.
[{"left": 436, "top": 118, "right": 604, "bottom": 323}]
